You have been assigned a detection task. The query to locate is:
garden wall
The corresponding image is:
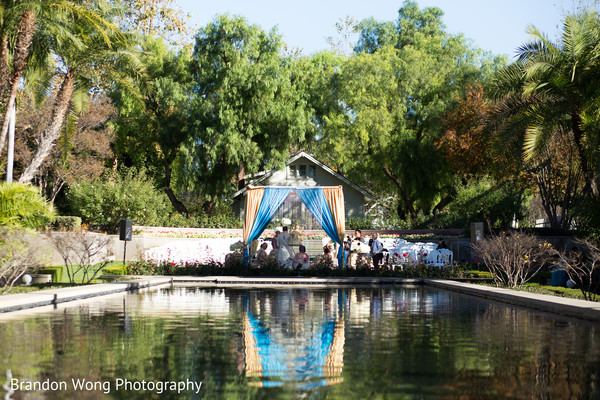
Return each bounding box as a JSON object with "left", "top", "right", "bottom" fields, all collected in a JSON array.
[{"left": 32, "top": 226, "right": 575, "bottom": 266}]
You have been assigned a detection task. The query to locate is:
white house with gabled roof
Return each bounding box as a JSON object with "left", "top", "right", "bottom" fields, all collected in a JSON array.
[{"left": 231, "top": 152, "right": 374, "bottom": 228}]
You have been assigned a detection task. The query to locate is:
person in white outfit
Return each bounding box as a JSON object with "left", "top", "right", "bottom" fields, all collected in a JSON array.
[{"left": 277, "top": 226, "right": 295, "bottom": 268}]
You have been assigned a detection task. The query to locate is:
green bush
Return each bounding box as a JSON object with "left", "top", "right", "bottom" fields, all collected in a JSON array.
[
  {"left": 0, "top": 182, "right": 55, "bottom": 230},
  {"left": 126, "top": 260, "right": 469, "bottom": 279},
  {"left": 37, "top": 266, "right": 65, "bottom": 282},
  {"left": 159, "top": 211, "right": 242, "bottom": 229},
  {"left": 464, "top": 270, "right": 492, "bottom": 279},
  {"left": 65, "top": 169, "right": 173, "bottom": 233},
  {"left": 572, "top": 197, "right": 600, "bottom": 239},
  {"left": 51, "top": 216, "right": 82, "bottom": 231},
  {"left": 102, "top": 265, "right": 129, "bottom": 275},
  {"left": 346, "top": 217, "right": 375, "bottom": 230}
]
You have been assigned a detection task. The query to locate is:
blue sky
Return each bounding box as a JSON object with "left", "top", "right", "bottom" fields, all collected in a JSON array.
[{"left": 175, "top": 0, "right": 581, "bottom": 58}]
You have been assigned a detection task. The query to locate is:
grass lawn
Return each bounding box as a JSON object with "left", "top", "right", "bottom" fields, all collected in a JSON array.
[
  {"left": 518, "top": 283, "right": 591, "bottom": 301},
  {"left": 7, "top": 283, "right": 90, "bottom": 294}
]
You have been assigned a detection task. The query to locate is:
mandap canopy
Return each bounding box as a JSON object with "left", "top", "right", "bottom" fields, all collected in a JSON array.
[{"left": 243, "top": 186, "right": 346, "bottom": 266}]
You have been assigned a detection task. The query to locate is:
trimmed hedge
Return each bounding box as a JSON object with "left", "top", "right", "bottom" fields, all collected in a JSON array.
[
  {"left": 37, "top": 266, "right": 64, "bottom": 283},
  {"left": 102, "top": 265, "right": 129, "bottom": 275}
]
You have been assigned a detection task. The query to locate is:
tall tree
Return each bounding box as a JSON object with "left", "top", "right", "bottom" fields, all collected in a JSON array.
[
  {"left": 111, "top": 37, "right": 193, "bottom": 215},
  {"left": 491, "top": 11, "right": 600, "bottom": 199},
  {"left": 185, "top": 15, "right": 311, "bottom": 211},
  {"left": 0, "top": 0, "right": 118, "bottom": 156},
  {"left": 17, "top": 0, "right": 128, "bottom": 184},
  {"left": 15, "top": 94, "right": 115, "bottom": 202},
  {"left": 313, "top": 1, "right": 498, "bottom": 220},
  {"left": 117, "top": 0, "right": 193, "bottom": 45},
  {"left": 438, "top": 84, "right": 503, "bottom": 179}
]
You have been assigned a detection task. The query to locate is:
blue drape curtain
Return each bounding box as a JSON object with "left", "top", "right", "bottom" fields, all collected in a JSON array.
[
  {"left": 246, "top": 311, "right": 336, "bottom": 386},
  {"left": 244, "top": 186, "right": 344, "bottom": 267},
  {"left": 244, "top": 187, "right": 292, "bottom": 262},
  {"left": 295, "top": 188, "right": 343, "bottom": 267}
]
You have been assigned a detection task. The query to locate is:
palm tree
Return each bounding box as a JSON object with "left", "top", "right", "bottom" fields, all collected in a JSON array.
[
  {"left": 0, "top": 0, "right": 123, "bottom": 169},
  {"left": 17, "top": 1, "right": 133, "bottom": 184},
  {"left": 493, "top": 11, "right": 600, "bottom": 200}
]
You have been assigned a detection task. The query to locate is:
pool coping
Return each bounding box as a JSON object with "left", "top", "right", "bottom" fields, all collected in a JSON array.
[
  {"left": 0, "top": 277, "right": 173, "bottom": 313},
  {"left": 1, "top": 276, "right": 599, "bottom": 323}
]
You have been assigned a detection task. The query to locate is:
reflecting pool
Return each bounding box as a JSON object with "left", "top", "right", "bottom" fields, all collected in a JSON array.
[{"left": 0, "top": 285, "right": 599, "bottom": 399}]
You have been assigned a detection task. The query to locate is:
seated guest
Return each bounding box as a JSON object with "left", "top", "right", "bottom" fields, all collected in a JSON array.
[
  {"left": 294, "top": 245, "right": 310, "bottom": 270},
  {"left": 268, "top": 237, "right": 279, "bottom": 262},
  {"left": 256, "top": 242, "right": 269, "bottom": 265},
  {"left": 351, "top": 238, "right": 370, "bottom": 268},
  {"left": 323, "top": 244, "right": 334, "bottom": 265}
]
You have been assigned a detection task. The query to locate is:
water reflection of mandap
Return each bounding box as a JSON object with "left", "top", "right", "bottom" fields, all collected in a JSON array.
[{"left": 242, "top": 298, "right": 344, "bottom": 389}]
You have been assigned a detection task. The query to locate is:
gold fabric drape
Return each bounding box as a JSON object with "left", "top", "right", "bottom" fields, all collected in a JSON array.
[
  {"left": 243, "top": 186, "right": 265, "bottom": 245},
  {"left": 322, "top": 186, "right": 345, "bottom": 243}
]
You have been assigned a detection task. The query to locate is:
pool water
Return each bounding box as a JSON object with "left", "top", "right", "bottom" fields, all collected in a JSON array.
[{"left": 0, "top": 285, "right": 599, "bottom": 399}]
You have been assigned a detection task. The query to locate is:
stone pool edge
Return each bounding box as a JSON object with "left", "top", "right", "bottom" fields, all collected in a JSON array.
[
  {"left": 426, "top": 279, "right": 600, "bottom": 323},
  {"left": 0, "top": 277, "right": 173, "bottom": 313},
  {"left": 1, "top": 276, "right": 599, "bottom": 323}
]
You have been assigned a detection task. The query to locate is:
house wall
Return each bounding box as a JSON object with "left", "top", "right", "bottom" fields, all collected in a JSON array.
[{"left": 233, "top": 157, "right": 371, "bottom": 222}]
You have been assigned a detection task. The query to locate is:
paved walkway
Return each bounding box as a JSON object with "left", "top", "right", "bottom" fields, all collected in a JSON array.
[
  {"left": 1, "top": 276, "right": 599, "bottom": 323},
  {"left": 0, "top": 277, "right": 172, "bottom": 313}
]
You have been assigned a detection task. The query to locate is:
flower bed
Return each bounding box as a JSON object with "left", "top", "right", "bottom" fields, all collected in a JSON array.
[
  {"left": 136, "top": 229, "right": 242, "bottom": 239},
  {"left": 136, "top": 229, "right": 461, "bottom": 241},
  {"left": 144, "top": 238, "right": 241, "bottom": 266},
  {"left": 379, "top": 233, "right": 462, "bottom": 241}
]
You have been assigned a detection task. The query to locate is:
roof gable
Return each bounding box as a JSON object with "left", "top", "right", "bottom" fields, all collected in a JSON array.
[{"left": 231, "top": 151, "right": 374, "bottom": 199}]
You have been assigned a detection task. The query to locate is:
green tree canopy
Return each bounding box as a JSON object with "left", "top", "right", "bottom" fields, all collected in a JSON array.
[
  {"left": 489, "top": 10, "right": 600, "bottom": 228},
  {"left": 111, "top": 36, "right": 193, "bottom": 214},
  {"left": 184, "top": 15, "right": 312, "bottom": 211},
  {"left": 312, "top": 1, "right": 500, "bottom": 220}
]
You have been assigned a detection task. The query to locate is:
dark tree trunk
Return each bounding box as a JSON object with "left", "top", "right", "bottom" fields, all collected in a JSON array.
[
  {"left": 382, "top": 164, "right": 417, "bottom": 220},
  {"left": 19, "top": 70, "right": 75, "bottom": 183},
  {"left": 202, "top": 199, "right": 216, "bottom": 215},
  {"left": 572, "top": 113, "right": 599, "bottom": 199},
  {"left": 163, "top": 163, "right": 189, "bottom": 216}
]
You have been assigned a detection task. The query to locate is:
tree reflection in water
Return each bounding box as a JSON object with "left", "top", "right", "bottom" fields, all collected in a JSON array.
[{"left": 0, "top": 286, "right": 598, "bottom": 399}]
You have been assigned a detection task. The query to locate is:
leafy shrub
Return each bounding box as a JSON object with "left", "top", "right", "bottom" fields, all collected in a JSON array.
[
  {"left": 66, "top": 169, "right": 173, "bottom": 233},
  {"left": 125, "top": 259, "right": 469, "bottom": 279},
  {"left": 464, "top": 270, "right": 492, "bottom": 279},
  {"left": 423, "top": 179, "right": 524, "bottom": 229},
  {"left": 51, "top": 216, "right": 82, "bottom": 231},
  {"left": 346, "top": 217, "right": 375, "bottom": 230},
  {"left": 161, "top": 210, "right": 242, "bottom": 229},
  {"left": 571, "top": 198, "right": 600, "bottom": 239},
  {"left": 0, "top": 183, "right": 55, "bottom": 230}
]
